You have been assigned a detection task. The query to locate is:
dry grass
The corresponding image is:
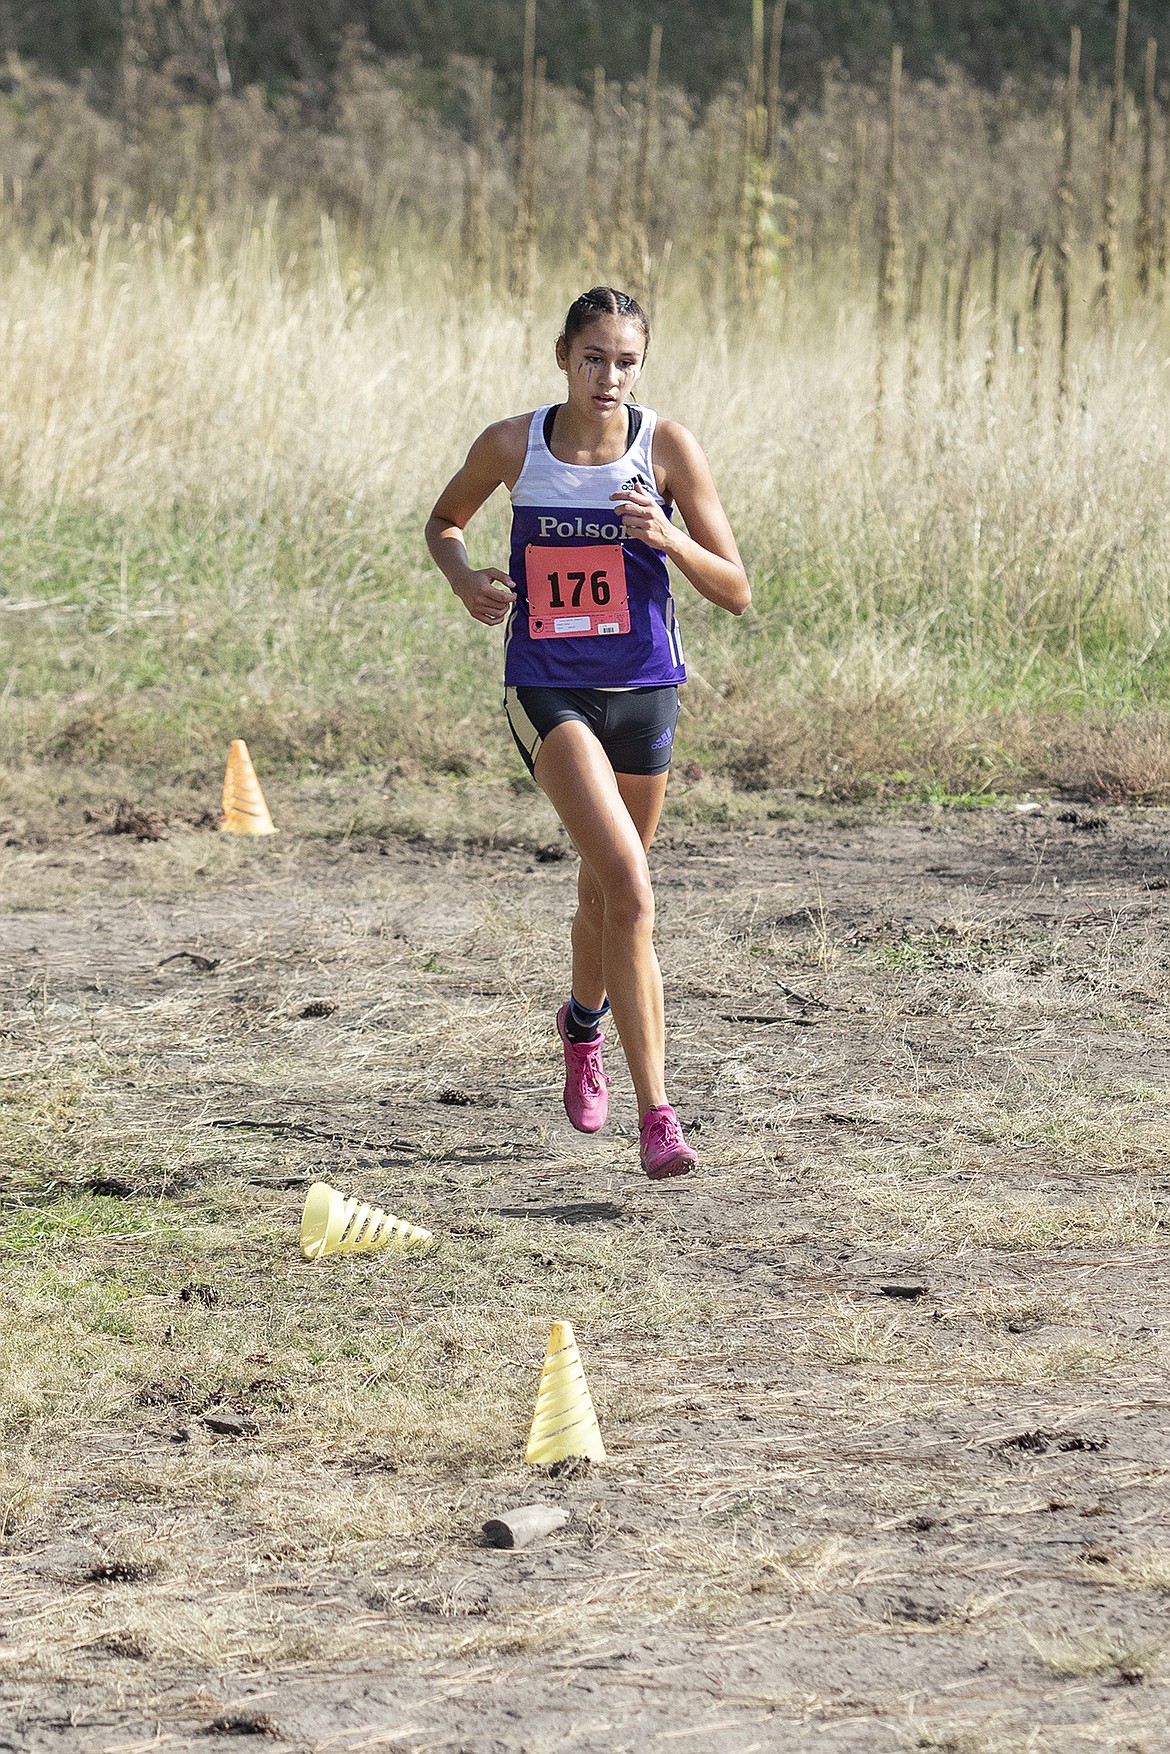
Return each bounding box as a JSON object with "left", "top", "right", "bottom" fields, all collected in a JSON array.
[
  {"left": 1, "top": 197, "right": 1170, "bottom": 799},
  {"left": 4, "top": 808, "right": 1170, "bottom": 1747},
  {"left": 0, "top": 59, "right": 1130, "bottom": 281},
  {"left": 833, "top": 1167, "right": 1167, "bottom": 1252},
  {"left": 1032, "top": 1633, "right": 1163, "bottom": 1682},
  {"left": 5, "top": 363, "right": 1170, "bottom": 1745},
  {"left": 1098, "top": 1549, "right": 1170, "bottom": 1596}
]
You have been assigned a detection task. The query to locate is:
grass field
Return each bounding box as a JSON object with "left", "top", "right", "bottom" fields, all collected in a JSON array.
[
  {"left": 3, "top": 791, "right": 1170, "bottom": 1751},
  {"left": 4, "top": 218, "right": 1170, "bottom": 804},
  {"left": 4, "top": 192, "right": 1170, "bottom": 1750}
]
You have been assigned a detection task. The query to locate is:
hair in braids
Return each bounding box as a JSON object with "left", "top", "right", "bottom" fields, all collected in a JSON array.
[{"left": 561, "top": 286, "right": 650, "bottom": 355}]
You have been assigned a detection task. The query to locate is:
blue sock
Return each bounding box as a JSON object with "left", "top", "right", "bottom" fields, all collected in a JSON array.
[{"left": 565, "top": 993, "right": 609, "bottom": 1044}]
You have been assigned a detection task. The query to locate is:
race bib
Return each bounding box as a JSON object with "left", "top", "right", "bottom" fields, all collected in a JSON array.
[{"left": 525, "top": 543, "right": 631, "bottom": 640}]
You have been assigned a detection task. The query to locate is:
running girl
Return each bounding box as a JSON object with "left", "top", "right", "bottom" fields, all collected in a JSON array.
[{"left": 425, "top": 287, "right": 749, "bottom": 1179}]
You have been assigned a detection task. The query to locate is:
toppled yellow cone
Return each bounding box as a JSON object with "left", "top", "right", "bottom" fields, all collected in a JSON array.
[
  {"left": 525, "top": 1319, "right": 606, "bottom": 1465},
  {"left": 221, "top": 738, "right": 275, "bottom": 835},
  {"left": 300, "top": 1181, "right": 434, "bottom": 1260}
]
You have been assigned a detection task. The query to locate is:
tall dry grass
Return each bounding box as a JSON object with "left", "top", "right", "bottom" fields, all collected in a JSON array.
[
  {"left": 0, "top": 52, "right": 1151, "bottom": 287},
  {"left": 1, "top": 206, "right": 1170, "bottom": 799},
  {"left": 5, "top": 27, "right": 1170, "bottom": 799}
]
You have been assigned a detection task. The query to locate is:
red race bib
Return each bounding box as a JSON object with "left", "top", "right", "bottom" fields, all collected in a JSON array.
[{"left": 525, "top": 543, "right": 631, "bottom": 640}]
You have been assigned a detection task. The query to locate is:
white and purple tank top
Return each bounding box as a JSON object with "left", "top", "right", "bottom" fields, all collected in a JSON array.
[{"left": 503, "top": 403, "right": 686, "bottom": 689}]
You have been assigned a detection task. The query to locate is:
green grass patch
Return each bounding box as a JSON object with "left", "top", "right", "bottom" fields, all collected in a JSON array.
[
  {"left": 7, "top": 492, "right": 1170, "bottom": 803},
  {"left": 0, "top": 1196, "right": 188, "bottom": 1256}
]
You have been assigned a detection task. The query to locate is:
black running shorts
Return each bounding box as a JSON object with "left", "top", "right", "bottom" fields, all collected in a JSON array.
[{"left": 504, "top": 684, "right": 680, "bottom": 778}]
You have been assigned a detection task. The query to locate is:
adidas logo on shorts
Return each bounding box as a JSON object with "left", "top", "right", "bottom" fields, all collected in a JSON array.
[{"left": 650, "top": 726, "right": 674, "bottom": 751}]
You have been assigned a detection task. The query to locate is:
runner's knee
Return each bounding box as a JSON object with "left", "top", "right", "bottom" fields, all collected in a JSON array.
[{"left": 598, "top": 860, "right": 654, "bottom": 934}]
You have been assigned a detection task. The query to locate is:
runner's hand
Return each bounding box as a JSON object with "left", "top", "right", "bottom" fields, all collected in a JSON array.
[
  {"left": 455, "top": 567, "right": 516, "bottom": 626},
  {"left": 611, "top": 486, "right": 673, "bottom": 553}
]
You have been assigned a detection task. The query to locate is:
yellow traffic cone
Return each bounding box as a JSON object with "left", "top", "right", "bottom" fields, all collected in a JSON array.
[
  {"left": 221, "top": 739, "right": 276, "bottom": 835},
  {"left": 300, "top": 1181, "right": 434, "bottom": 1260},
  {"left": 525, "top": 1319, "right": 606, "bottom": 1465}
]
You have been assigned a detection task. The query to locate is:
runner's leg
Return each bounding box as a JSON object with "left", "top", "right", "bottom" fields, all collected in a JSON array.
[
  {"left": 535, "top": 721, "right": 669, "bottom": 1118},
  {"left": 570, "top": 773, "right": 668, "bottom": 1008}
]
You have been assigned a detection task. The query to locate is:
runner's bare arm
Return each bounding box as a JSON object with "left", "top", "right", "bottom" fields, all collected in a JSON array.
[
  {"left": 425, "top": 419, "right": 529, "bottom": 625},
  {"left": 611, "top": 420, "right": 750, "bottom": 615}
]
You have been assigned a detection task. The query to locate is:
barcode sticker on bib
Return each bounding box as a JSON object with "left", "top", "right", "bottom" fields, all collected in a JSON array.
[{"left": 525, "top": 544, "right": 631, "bottom": 640}]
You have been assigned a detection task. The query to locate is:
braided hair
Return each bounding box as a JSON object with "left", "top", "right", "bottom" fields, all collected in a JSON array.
[{"left": 561, "top": 286, "right": 650, "bottom": 355}]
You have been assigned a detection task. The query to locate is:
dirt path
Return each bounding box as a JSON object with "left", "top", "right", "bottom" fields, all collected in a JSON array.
[{"left": 2, "top": 801, "right": 1169, "bottom": 1753}]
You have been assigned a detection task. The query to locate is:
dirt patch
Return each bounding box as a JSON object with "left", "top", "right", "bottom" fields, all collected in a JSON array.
[{"left": 2, "top": 798, "right": 1170, "bottom": 1752}]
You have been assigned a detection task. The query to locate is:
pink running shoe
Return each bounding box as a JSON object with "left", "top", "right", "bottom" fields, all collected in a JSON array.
[
  {"left": 639, "top": 1105, "right": 697, "bottom": 1180},
  {"left": 556, "top": 1003, "right": 610, "bottom": 1133}
]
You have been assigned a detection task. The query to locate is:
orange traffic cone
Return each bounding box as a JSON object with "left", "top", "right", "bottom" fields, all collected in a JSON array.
[
  {"left": 221, "top": 739, "right": 275, "bottom": 835},
  {"left": 525, "top": 1320, "right": 606, "bottom": 1465}
]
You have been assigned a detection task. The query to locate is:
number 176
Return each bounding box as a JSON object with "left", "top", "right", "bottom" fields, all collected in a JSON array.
[{"left": 546, "top": 569, "right": 611, "bottom": 608}]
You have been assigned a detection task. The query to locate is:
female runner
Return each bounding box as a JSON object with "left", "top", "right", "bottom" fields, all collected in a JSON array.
[{"left": 425, "top": 287, "right": 749, "bottom": 1180}]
